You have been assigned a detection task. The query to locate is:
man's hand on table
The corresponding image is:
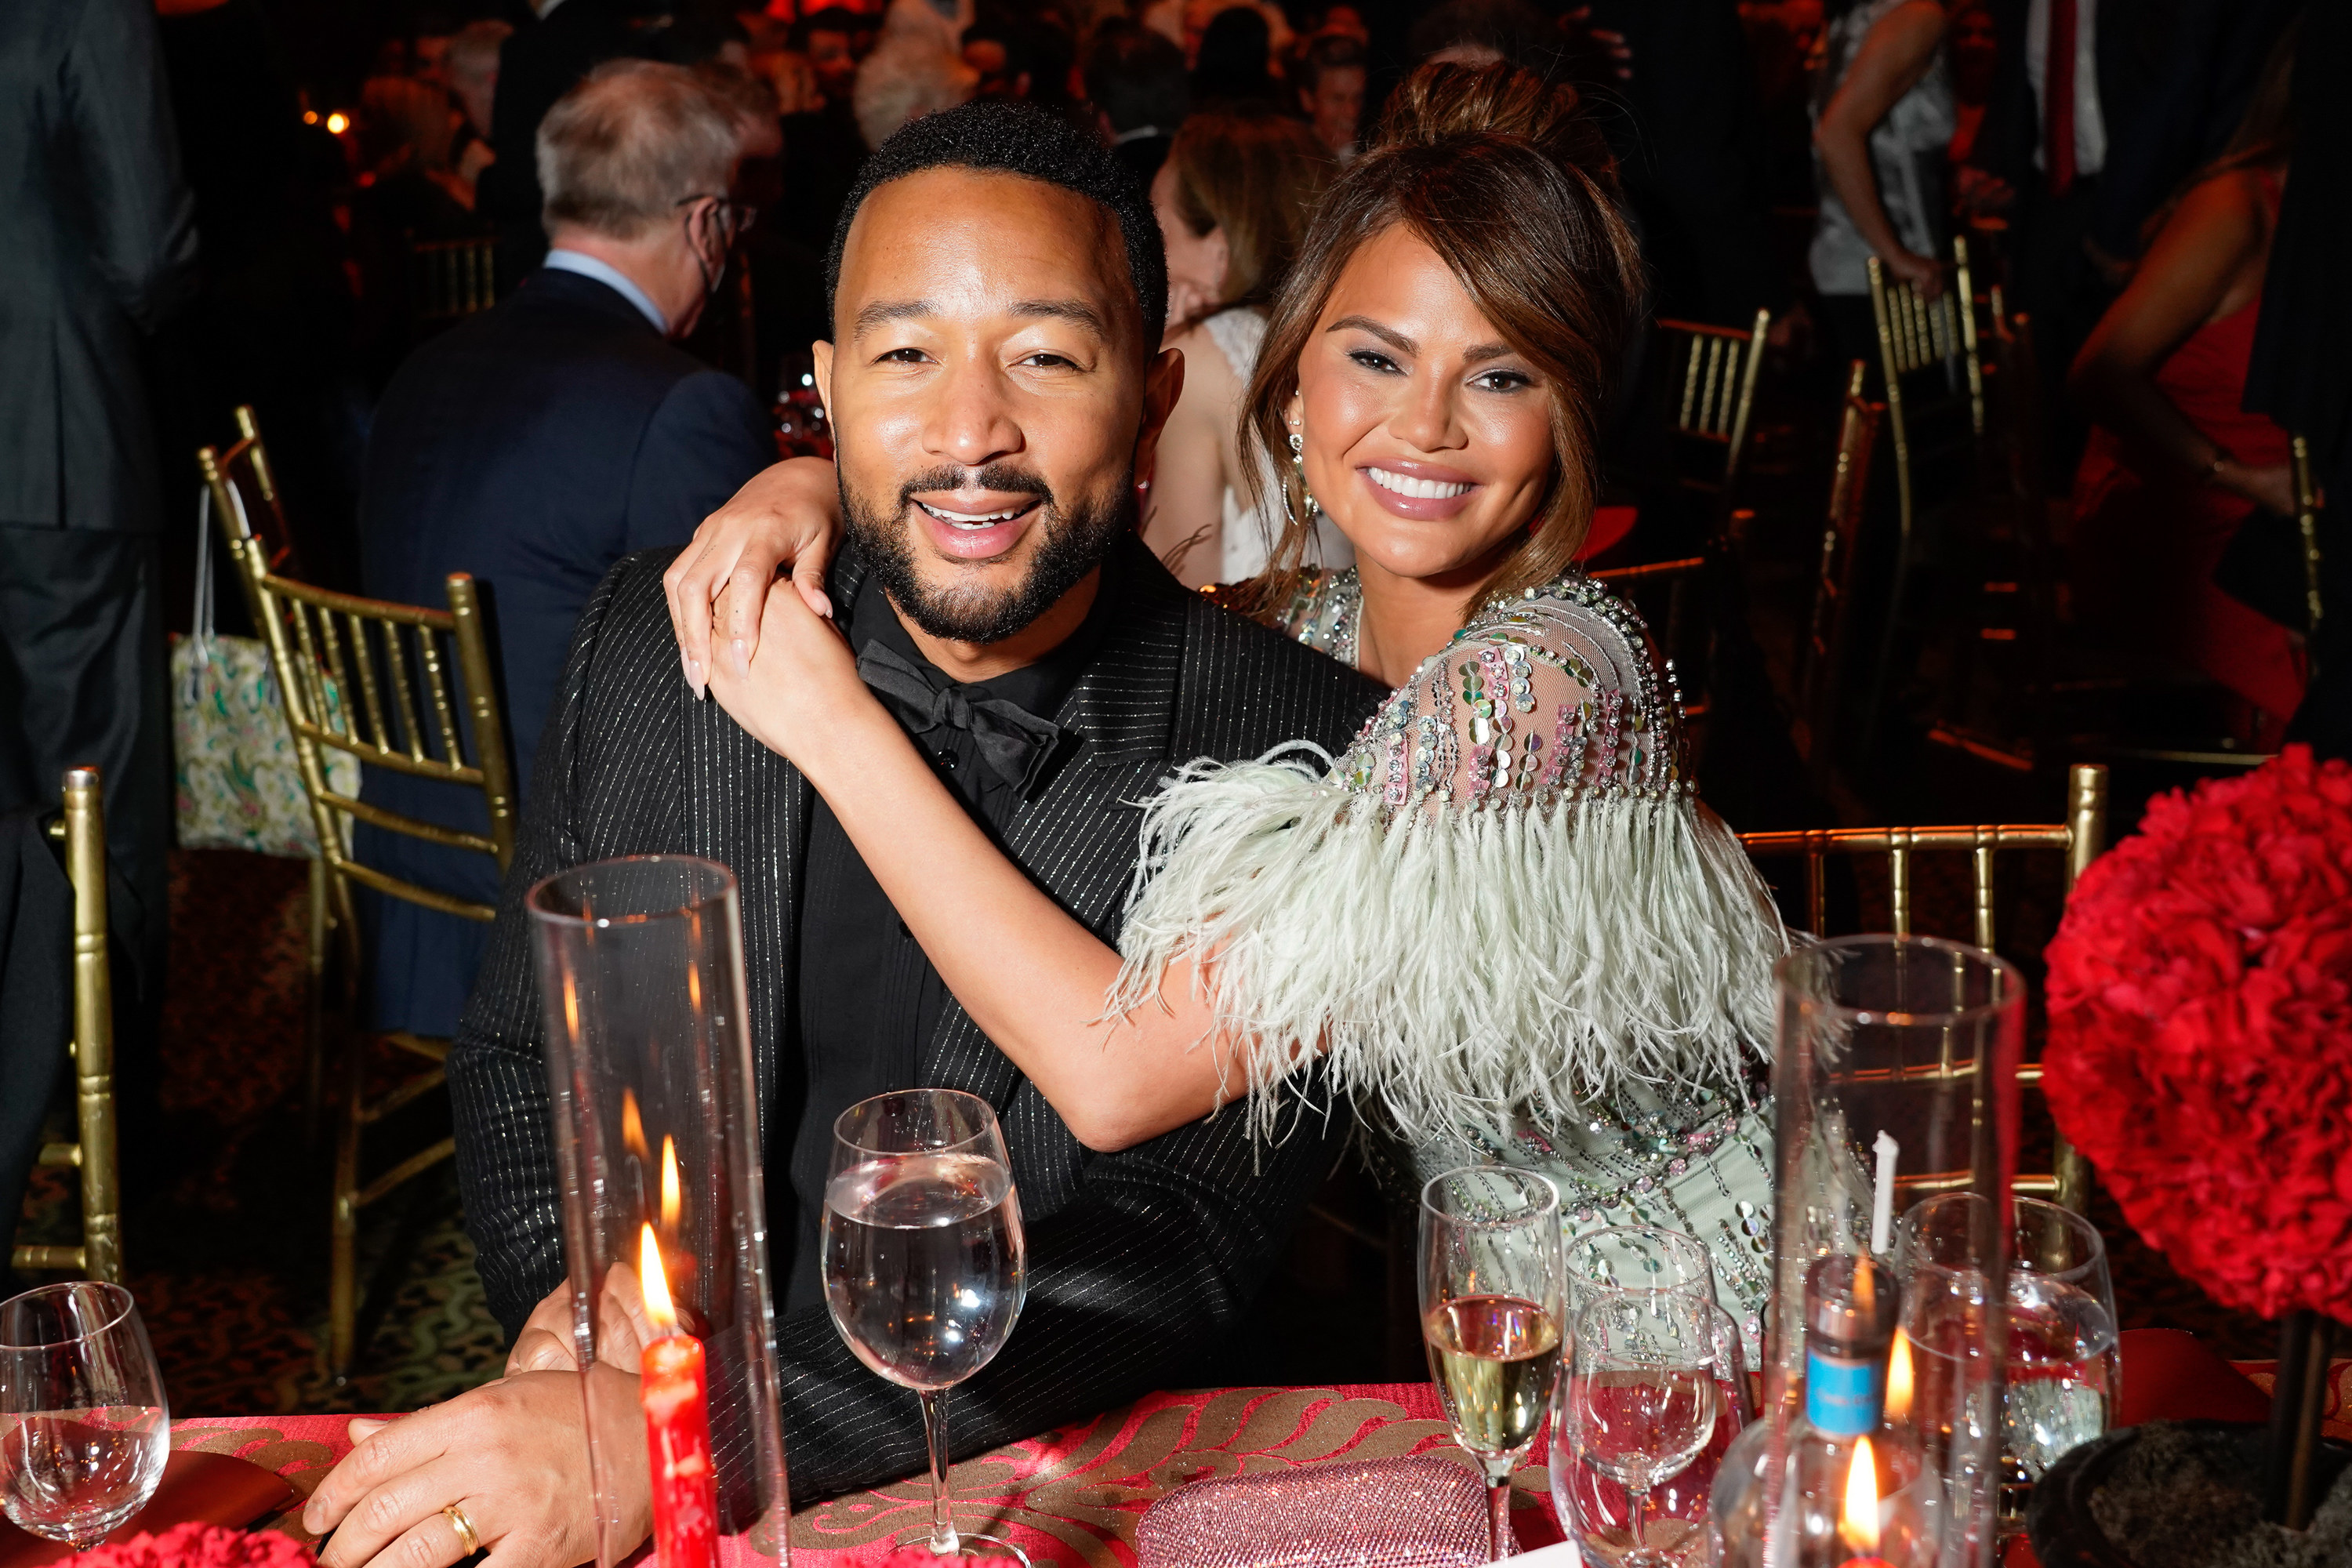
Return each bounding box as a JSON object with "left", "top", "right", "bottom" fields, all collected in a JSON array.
[{"left": 304, "top": 1366, "right": 648, "bottom": 1568}]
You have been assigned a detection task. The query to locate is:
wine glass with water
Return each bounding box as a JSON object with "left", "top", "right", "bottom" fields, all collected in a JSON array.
[
  {"left": 1566, "top": 1288, "right": 1719, "bottom": 1568},
  {"left": 1419, "top": 1167, "right": 1566, "bottom": 1561},
  {"left": 823, "top": 1089, "right": 1028, "bottom": 1563},
  {"left": 0, "top": 1282, "right": 170, "bottom": 1549}
]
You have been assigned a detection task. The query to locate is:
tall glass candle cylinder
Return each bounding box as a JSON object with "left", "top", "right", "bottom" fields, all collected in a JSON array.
[
  {"left": 528, "top": 856, "right": 789, "bottom": 1568},
  {"left": 1766, "top": 935, "right": 2021, "bottom": 1568}
]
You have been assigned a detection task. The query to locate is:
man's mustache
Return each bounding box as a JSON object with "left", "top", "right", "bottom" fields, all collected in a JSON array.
[{"left": 897, "top": 465, "right": 1054, "bottom": 511}]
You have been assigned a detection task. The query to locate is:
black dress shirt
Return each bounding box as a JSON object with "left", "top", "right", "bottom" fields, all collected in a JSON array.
[{"left": 782, "top": 566, "right": 1114, "bottom": 1311}]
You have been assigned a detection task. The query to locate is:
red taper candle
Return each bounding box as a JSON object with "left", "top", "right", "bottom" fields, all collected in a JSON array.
[{"left": 640, "top": 1224, "right": 719, "bottom": 1568}]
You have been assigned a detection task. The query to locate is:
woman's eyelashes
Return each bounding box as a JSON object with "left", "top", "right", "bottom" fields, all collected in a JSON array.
[
  {"left": 1470, "top": 367, "right": 1536, "bottom": 394},
  {"left": 1346, "top": 347, "right": 1403, "bottom": 375}
]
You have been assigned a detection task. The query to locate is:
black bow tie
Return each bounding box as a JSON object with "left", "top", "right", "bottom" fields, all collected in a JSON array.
[{"left": 856, "top": 641, "right": 1063, "bottom": 795}]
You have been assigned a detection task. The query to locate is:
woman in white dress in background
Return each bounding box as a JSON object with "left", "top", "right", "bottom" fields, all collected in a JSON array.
[{"left": 1145, "top": 107, "right": 1355, "bottom": 585}]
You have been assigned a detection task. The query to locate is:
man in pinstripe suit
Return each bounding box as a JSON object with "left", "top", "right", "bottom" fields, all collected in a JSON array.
[{"left": 302, "top": 102, "right": 1382, "bottom": 1568}]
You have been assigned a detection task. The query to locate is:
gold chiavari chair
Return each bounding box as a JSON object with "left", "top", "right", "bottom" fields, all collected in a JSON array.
[
  {"left": 211, "top": 498, "right": 517, "bottom": 1382},
  {"left": 406, "top": 234, "right": 499, "bottom": 325},
  {"left": 197, "top": 410, "right": 334, "bottom": 1134},
  {"left": 1739, "top": 762, "right": 2110, "bottom": 1213},
  {"left": 1857, "top": 239, "right": 1986, "bottom": 750},
  {"left": 1656, "top": 309, "right": 1773, "bottom": 531},
  {"left": 10, "top": 768, "right": 124, "bottom": 1285},
  {"left": 1795, "top": 362, "right": 1882, "bottom": 764}
]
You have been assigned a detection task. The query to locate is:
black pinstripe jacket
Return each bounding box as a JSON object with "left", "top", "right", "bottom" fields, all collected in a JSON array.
[{"left": 448, "top": 532, "right": 1385, "bottom": 1503}]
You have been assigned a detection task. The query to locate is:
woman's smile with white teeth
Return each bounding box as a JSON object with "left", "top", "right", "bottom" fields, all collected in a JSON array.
[{"left": 1365, "top": 467, "right": 1472, "bottom": 500}]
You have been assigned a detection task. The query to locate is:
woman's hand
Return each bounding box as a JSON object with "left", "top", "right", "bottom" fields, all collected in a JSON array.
[
  {"left": 702, "top": 576, "right": 889, "bottom": 786},
  {"left": 664, "top": 456, "right": 844, "bottom": 699}
]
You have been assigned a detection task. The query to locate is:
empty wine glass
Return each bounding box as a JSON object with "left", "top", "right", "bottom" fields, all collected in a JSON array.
[
  {"left": 0, "top": 1283, "right": 170, "bottom": 1549},
  {"left": 1566, "top": 1288, "right": 1719, "bottom": 1568},
  {"left": 1553, "top": 1296, "right": 1747, "bottom": 1568},
  {"left": 823, "top": 1090, "right": 1028, "bottom": 1563},
  {"left": 1419, "top": 1167, "right": 1566, "bottom": 1561}
]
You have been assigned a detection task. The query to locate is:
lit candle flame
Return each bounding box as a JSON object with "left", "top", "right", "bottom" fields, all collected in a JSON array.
[
  {"left": 641, "top": 1221, "right": 678, "bottom": 1336},
  {"left": 1886, "top": 1330, "right": 1915, "bottom": 1423},
  {"left": 661, "top": 1135, "right": 681, "bottom": 1232},
  {"left": 621, "top": 1088, "right": 648, "bottom": 1162},
  {"left": 1842, "top": 1432, "right": 1880, "bottom": 1554}
]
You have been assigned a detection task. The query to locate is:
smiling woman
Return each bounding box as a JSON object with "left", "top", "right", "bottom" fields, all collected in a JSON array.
[{"left": 1114, "top": 61, "right": 1792, "bottom": 1354}]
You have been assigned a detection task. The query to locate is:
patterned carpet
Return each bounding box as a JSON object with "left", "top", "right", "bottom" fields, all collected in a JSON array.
[{"left": 11, "top": 808, "right": 2278, "bottom": 1421}]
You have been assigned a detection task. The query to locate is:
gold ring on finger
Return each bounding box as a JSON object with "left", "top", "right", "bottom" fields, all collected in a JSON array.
[{"left": 441, "top": 1503, "right": 481, "bottom": 1556}]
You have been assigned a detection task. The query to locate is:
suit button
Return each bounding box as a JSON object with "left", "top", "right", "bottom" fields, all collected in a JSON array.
[{"left": 936, "top": 751, "right": 957, "bottom": 769}]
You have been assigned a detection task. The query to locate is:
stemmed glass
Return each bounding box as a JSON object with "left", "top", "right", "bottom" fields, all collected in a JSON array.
[
  {"left": 0, "top": 1283, "right": 170, "bottom": 1549},
  {"left": 822, "top": 1090, "right": 1028, "bottom": 1563},
  {"left": 1902, "top": 1192, "right": 2118, "bottom": 1535},
  {"left": 1419, "top": 1167, "right": 1566, "bottom": 1562},
  {"left": 1565, "top": 1288, "right": 1720, "bottom": 1568}
]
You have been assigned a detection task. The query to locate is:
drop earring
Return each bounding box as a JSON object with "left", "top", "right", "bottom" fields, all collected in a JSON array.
[{"left": 1287, "top": 428, "right": 1320, "bottom": 521}]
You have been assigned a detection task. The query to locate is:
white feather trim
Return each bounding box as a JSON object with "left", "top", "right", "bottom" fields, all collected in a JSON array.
[{"left": 1106, "top": 745, "right": 1790, "bottom": 1145}]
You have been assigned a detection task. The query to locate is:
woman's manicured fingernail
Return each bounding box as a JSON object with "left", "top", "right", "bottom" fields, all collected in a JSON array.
[
  {"left": 350, "top": 1418, "right": 387, "bottom": 1440},
  {"left": 817, "top": 594, "right": 834, "bottom": 619},
  {"left": 731, "top": 638, "right": 750, "bottom": 677}
]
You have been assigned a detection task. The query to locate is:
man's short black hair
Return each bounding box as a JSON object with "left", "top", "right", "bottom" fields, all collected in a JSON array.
[{"left": 823, "top": 100, "right": 1168, "bottom": 351}]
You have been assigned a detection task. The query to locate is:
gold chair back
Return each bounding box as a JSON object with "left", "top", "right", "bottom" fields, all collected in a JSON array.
[
  {"left": 1795, "top": 362, "right": 1882, "bottom": 760},
  {"left": 1656, "top": 309, "right": 1772, "bottom": 528},
  {"left": 1867, "top": 237, "right": 1985, "bottom": 539},
  {"left": 10, "top": 768, "right": 123, "bottom": 1284},
  {"left": 406, "top": 234, "right": 499, "bottom": 324},
  {"left": 1739, "top": 761, "right": 2110, "bottom": 1211},
  {"left": 195, "top": 405, "right": 303, "bottom": 583},
  {"left": 208, "top": 484, "right": 516, "bottom": 1379}
]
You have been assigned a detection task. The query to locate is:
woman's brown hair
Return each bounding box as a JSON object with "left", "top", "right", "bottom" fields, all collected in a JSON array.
[
  {"left": 1163, "top": 107, "right": 1337, "bottom": 317},
  {"left": 1235, "top": 61, "right": 1641, "bottom": 612}
]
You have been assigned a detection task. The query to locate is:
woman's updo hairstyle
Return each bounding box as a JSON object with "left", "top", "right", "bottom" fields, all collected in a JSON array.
[{"left": 1238, "top": 60, "right": 1642, "bottom": 609}]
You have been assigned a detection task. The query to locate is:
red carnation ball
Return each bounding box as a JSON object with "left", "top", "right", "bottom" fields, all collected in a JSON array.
[
  {"left": 74, "top": 1523, "right": 314, "bottom": 1568},
  {"left": 2043, "top": 745, "right": 2352, "bottom": 1326}
]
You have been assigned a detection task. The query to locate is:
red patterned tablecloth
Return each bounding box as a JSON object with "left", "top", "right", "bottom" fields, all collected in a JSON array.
[
  {"left": 173, "top": 1384, "right": 1566, "bottom": 1568},
  {"left": 164, "top": 1340, "right": 2352, "bottom": 1568}
]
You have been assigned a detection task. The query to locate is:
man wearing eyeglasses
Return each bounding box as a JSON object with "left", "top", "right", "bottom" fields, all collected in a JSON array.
[{"left": 354, "top": 58, "right": 775, "bottom": 1046}]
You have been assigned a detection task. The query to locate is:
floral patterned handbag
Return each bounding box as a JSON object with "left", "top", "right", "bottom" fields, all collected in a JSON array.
[{"left": 170, "top": 487, "right": 358, "bottom": 858}]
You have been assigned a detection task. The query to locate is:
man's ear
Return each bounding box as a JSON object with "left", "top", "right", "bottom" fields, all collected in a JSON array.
[
  {"left": 812, "top": 339, "right": 836, "bottom": 420},
  {"left": 1131, "top": 344, "right": 1187, "bottom": 490}
]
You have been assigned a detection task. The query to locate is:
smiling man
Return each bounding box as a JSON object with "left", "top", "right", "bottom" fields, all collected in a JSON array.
[{"left": 298, "top": 101, "right": 1381, "bottom": 1568}]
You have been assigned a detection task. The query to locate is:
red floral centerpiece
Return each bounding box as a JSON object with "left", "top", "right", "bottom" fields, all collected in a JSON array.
[
  {"left": 74, "top": 1523, "right": 314, "bottom": 1568},
  {"left": 2043, "top": 745, "right": 2352, "bottom": 1529}
]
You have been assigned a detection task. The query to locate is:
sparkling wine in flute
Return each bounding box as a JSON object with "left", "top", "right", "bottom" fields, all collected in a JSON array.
[
  {"left": 1425, "top": 1294, "right": 1563, "bottom": 1457},
  {"left": 823, "top": 1151, "right": 1025, "bottom": 1390}
]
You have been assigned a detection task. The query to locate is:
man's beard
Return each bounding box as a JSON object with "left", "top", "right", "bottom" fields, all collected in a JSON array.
[{"left": 844, "top": 463, "right": 1132, "bottom": 644}]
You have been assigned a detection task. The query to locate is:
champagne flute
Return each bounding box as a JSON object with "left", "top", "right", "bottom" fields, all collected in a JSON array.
[
  {"left": 822, "top": 1090, "right": 1027, "bottom": 1563},
  {"left": 1566, "top": 1288, "right": 1719, "bottom": 1568},
  {"left": 0, "top": 1283, "right": 170, "bottom": 1550},
  {"left": 1419, "top": 1166, "right": 1566, "bottom": 1561}
]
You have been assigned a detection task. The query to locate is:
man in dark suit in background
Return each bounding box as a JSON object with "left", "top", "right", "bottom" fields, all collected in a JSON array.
[
  {"left": 303, "top": 101, "right": 1381, "bottom": 1568},
  {"left": 0, "top": 0, "right": 198, "bottom": 1148},
  {"left": 356, "top": 60, "right": 774, "bottom": 1040}
]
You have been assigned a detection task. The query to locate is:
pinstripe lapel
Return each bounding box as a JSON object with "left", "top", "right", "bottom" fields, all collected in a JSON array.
[{"left": 917, "top": 536, "right": 1190, "bottom": 1098}]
